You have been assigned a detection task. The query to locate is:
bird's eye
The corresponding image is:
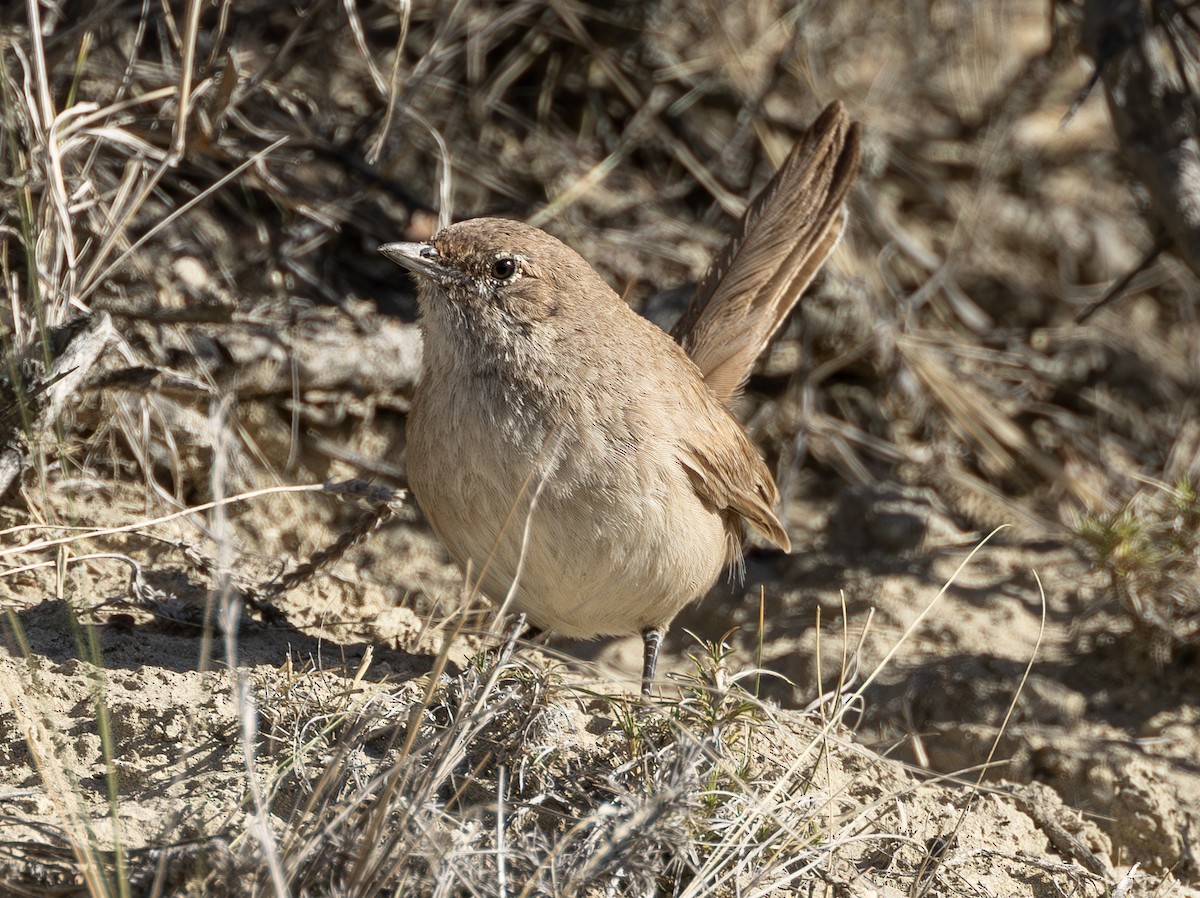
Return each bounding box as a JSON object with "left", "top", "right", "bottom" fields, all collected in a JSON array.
[{"left": 489, "top": 257, "right": 517, "bottom": 280}]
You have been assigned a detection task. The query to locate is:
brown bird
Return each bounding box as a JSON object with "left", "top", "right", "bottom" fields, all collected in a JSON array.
[{"left": 381, "top": 102, "right": 861, "bottom": 694}]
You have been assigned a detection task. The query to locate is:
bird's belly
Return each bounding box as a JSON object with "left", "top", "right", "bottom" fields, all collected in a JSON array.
[{"left": 406, "top": 391, "right": 728, "bottom": 638}]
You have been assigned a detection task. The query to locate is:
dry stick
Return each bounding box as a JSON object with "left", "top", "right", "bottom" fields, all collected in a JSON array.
[
  {"left": 490, "top": 446, "right": 558, "bottom": 639},
  {"left": 0, "top": 482, "right": 329, "bottom": 559},
  {"left": 366, "top": 0, "right": 411, "bottom": 165},
  {"left": 1011, "top": 785, "right": 1114, "bottom": 880},
  {"left": 1074, "top": 235, "right": 1170, "bottom": 324},
  {"left": 258, "top": 485, "right": 406, "bottom": 600},
  {"left": 169, "top": 0, "right": 203, "bottom": 163},
  {"left": 416, "top": 107, "right": 454, "bottom": 231},
  {"left": 206, "top": 398, "right": 289, "bottom": 898}
]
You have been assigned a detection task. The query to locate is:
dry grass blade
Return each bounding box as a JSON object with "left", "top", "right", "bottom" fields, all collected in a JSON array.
[
  {"left": 673, "top": 101, "right": 862, "bottom": 406},
  {"left": 910, "top": 570, "right": 1051, "bottom": 897}
]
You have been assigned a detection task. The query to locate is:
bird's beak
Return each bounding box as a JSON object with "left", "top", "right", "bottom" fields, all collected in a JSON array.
[{"left": 379, "top": 242, "right": 450, "bottom": 281}]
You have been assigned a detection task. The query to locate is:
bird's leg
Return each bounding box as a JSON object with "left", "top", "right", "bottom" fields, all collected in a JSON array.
[
  {"left": 519, "top": 620, "right": 546, "bottom": 643},
  {"left": 641, "top": 627, "right": 664, "bottom": 696}
]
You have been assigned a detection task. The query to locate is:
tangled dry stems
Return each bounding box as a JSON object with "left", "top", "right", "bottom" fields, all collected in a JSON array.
[{"left": 2, "top": 1, "right": 1199, "bottom": 895}]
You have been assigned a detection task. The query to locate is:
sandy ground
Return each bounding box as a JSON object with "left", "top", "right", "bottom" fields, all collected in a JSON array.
[{"left": 2, "top": 421, "right": 1197, "bottom": 895}]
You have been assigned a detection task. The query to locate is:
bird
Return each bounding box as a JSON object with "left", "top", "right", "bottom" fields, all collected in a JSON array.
[{"left": 380, "top": 101, "right": 861, "bottom": 694}]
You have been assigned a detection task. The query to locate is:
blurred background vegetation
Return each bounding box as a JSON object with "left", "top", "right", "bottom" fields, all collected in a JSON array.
[{"left": 3, "top": 1, "right": 1200, "bottom": 894}]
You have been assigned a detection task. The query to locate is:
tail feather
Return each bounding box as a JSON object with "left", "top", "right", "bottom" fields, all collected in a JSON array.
[{"left": 672, "top": 101, "right": 862, "bottom": 405}]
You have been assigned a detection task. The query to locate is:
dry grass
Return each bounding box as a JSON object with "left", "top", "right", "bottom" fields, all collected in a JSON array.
[
  {"left": 4, "top": 0, "right": 1197, "bottom": 531},
  {"left": 0, "top": 620, "right": 903, "bottom": 896},
  {"left": 2, "top": 0, "right": 1199, "bottom": 896}
]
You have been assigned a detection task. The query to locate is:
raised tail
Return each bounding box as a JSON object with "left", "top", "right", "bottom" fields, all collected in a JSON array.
[{"left": 672, "top": 101, "right": 862, "bottom": 405}]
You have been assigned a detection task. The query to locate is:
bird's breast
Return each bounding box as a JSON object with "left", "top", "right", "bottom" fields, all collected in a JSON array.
[{"left": 406, "top": 369, "right": 730, "bottom": 637}]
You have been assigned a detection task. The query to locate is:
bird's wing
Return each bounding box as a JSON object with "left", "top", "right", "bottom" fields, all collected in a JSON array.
[{"left": 674, "top": 388, "right": 791, "bottom": 552}]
